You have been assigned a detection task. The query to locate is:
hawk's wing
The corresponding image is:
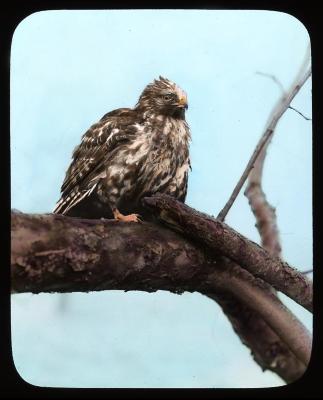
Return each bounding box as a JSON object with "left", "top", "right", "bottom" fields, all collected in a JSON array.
[{"left": 53, "top": 108, "right": 138, "bottom": 215}]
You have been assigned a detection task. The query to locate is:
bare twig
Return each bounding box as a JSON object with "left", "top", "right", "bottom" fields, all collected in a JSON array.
[
  {"left": 288, "top": 105, "right": 312, "bottom": 121},
  {"left": 217, "top": 66, "right": 311, "bottom": 222},
  {"left": 302, "top": 269, "right": 313, "bottom": 275},
  {"left": 144, "top": 194, "right": 313, "bottom": 313},
  {"left": 256, "top": 71, "right": 285, "bottom": 93}
]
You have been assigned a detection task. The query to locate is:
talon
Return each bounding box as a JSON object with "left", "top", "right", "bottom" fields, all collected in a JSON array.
[
  {"left": 113, "top": 209, "right": 142, "bottom": 223},
  {"left": 135, "top": 214, "right": 143, "bottom": 223}
]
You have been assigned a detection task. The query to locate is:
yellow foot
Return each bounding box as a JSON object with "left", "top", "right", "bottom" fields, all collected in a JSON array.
[{"left": 113, "top": 209, "right": 142, "bottom": 223}]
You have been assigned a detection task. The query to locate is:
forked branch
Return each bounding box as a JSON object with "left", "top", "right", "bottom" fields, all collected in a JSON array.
[
  {"left": 217, "top": 56, "right": 311, "bottom": 221},
  {"left": 144, "top": 195, "right": 313, "bottom": 313}
]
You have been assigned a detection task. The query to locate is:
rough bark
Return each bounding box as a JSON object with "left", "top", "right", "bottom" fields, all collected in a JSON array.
[
  {"left": 204, "top": 261, "right": 311, "bottom": 366},
  {"left": 143, "top": 194, "right": 312, "bottom": 313},
  {"left": 11, "top": 212, "right": 211, "bottom": 295},
  {"left": 11, "top": 211, "right": 312, "bottom": 371},
  {"left": 208, "top": 292, "right": 306, "bottom": 383},
  {"left": 245, "top": 181, "right": 282, "bottom": 255}
]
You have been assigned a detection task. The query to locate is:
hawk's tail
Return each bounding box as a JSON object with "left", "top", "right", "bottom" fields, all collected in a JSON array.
[{"left": 53, "top": 183, "right": 98, "bottom": 215}]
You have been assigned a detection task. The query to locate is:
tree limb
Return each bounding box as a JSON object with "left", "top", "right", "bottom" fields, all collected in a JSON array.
[
  {"left": 203, "top": 260, "right": 311, "bottom": 366},
  {"left": 11, "top": 211, "right": 311, "bottom": 369},
  {"left": 207, "top": 291, "right": 306, "bottom": 382},
  {"left": 238, "top": 77, "right": 292, "bottom": 380},
  {"left": 235, "top": 47, "right": 312, "bottom": 381},
  {"left": 245, "top": 67, "right": 284, "bottom": 256},
  {"left": 143, "top": 194, "right": 313, "bottom": 312},
  {"left": 11, "top": 212, "right": 210, "bottom": 295},
  {"left": 208, "top": 52, "right": 312, "bottom": 381}
]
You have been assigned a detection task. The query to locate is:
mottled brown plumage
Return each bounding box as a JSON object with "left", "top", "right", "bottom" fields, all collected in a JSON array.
[{"left": 53, "top": 77, "right": 191, "bottom": 221}]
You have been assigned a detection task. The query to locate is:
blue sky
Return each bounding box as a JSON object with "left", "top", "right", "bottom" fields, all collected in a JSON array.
[{"left": 11, "top": 10, "right": 312, "bottom": 388}]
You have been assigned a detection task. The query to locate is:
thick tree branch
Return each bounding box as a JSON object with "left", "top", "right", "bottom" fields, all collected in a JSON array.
[
  {"left": 11, "top": 211, "right": 311, "bottom": 369},
  {"left": 207, "top": 292, "right": 306, "bottom": 382},
  {"left": 11, "top": 212, "right": 210, "bottom": 294},
  {"left": 143, "top": 195, "right": 313, "bottom": 312},
  {"left": 203, "top": 261, "right": 311, "bottom": 366}
]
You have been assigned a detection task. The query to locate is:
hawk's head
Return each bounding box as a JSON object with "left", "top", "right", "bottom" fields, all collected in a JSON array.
[{"left": 136, "top": 76, "right": 188, "bottom": 118}]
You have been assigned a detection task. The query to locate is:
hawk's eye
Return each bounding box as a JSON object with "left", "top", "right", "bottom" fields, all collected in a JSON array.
[{"left": 163, "top": 93, "right": 173, "bottom": 101}]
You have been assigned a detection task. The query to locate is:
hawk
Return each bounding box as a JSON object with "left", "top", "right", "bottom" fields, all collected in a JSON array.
[{"left": 53, "top": 76, "right": 191, "bottom": 222}]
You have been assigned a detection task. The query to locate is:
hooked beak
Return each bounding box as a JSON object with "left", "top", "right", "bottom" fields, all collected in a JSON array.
[{"left": 178, "top": 95, "right": 188, "bottom": 109}]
